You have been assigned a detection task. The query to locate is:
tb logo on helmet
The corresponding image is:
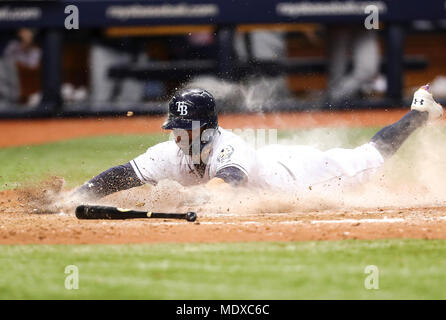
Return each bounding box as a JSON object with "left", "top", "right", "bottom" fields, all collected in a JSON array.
[{"left": 176, "top": 101, "right": 189, "bottom": 116}]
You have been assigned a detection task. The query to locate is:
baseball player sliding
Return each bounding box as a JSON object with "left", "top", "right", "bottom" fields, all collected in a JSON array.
[{"left": 74, "top": 85, "right": 443, "bottom": 200}]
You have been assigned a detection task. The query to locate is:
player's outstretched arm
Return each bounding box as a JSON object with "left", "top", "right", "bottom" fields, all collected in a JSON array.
[
  {"left": 370, "top": 110, "right": 428, "bottom": 159},
  {"left": 371, "top": 85, "right": 443, "bottom": 159},
  {"left": 73, "top": 162, "right": 144, "bottom": 201}
]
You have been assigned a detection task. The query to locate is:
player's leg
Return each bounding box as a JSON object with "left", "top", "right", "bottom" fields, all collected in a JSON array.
[
  {"left": 330, "top": 29, "right": 380, "bottom": 102},
  {"left": 327, "top": 27, "right": 350, "bottom": 102},
  {"left": 370, "top": 85, "right": 443, "bottom": 159},
  {"left": 306, "top": 85, "right": 443, "bottom": 190}
]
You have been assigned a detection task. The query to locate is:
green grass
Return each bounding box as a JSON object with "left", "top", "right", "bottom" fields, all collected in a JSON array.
[
  {"left": 0, "top": 133, "right": 168, "bottom": 189},
  {"left": 1, "top": 240, "right": 446, "bottom": 299}
]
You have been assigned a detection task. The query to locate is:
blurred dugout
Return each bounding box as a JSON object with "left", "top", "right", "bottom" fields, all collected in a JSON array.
[{"left": 0, "top": 1, "right": 445, "bottom": 116}]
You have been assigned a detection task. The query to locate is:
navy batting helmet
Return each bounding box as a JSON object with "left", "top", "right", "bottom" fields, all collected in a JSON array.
[{"left": 162, "top": 88, "right": 218, "bottom": 130}]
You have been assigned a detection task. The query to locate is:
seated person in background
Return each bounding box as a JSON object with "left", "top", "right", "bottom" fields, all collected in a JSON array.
[
  {"left": 0, "top": 28, "right": 41, "bottom": 107},
  {"left": 327, "top": 25, "right": 380, "bottom": 104},
  {"left": 89, "top": 34, "right": 146, "bottom": 107},
  {"left": 4, "top": 28, "right": 41, "bottom": 69}
]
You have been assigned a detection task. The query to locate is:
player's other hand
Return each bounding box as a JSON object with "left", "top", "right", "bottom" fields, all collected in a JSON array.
[
  {"left": 179, "top": 179, "right": 231, "bottom": 207},
  {"left": 206, "top": 177, "right": 232, "bottom": 192}
]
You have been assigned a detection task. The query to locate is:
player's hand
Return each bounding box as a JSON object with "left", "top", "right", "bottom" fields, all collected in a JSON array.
[
  {"left": 178, "top": 179, "right": 231, "bottom": 208},
  {"left": 206, "top": 177, "right": 232, "bottom": 192}
]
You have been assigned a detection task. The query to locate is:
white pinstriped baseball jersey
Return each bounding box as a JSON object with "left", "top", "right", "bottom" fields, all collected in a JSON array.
[
  {"left": 130, "top": 127, "right": 384, "bottom": 191},
  {"left": 130, "top": 128, "right": 255, "bottom": 186}
]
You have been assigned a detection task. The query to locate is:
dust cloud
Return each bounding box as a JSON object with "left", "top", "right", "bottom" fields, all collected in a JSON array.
[
  {"left": 185, "top": 75, "right": 292, "bottom": 113},
  {"left": 22, "top": 121, "right": 444, "bottom": 217},
  {"left": 16, "top": 77, "right": 446, "bottom": 216}
]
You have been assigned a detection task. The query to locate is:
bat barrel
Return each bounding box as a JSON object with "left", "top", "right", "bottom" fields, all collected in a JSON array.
[
  {"left": 75, "top": 205, "right": 147, "bottom": 220},
  {"left": 150, "top": 211, "right": 197, "bottom": 222},
  {"left": 75, "top": 205, "right": 197, "bottom": 222}
]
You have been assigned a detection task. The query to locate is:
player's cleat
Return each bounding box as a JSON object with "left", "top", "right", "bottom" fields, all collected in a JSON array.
[{"left": 411, "top": 84, "right": 443, "bottom": 121}]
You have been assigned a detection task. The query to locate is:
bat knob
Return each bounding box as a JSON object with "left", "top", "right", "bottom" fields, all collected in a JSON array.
[{"left": 186, "top": 211, "right": 197, "bottom": 222}]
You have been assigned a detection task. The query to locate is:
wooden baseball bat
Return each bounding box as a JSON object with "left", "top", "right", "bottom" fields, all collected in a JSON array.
[{"left": 75, "top": 205, "right": 197, "bottom": 222}]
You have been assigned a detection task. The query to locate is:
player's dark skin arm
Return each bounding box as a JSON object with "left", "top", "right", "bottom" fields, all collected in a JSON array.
[
  {"left": 74, "top": 162, "right": 144, "bottom": 200},
  {"left": 370, "top": 110, "right": 428, "bottom": 159},
  {"left": 215, "top": 166, "right": 247, "bottom": 186},
  {"left": 75, "top": 163, "right": 247, "bottom": 201}
]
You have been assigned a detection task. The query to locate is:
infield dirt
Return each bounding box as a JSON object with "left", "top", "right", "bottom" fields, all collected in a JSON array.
[{"left": 1, "top": 185, "right": 446, "bottom": 244}]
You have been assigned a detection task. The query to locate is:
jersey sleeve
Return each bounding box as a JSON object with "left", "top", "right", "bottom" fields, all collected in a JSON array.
[
  {"left": 129, "top": 141, "right": 179, "bottom": 185},
  {"left": 211, "top": 137, "right": 256, "bottom": 180}
]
